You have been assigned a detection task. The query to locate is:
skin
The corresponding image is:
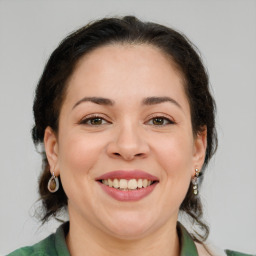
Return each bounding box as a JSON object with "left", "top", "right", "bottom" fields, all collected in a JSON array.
[{"left": 44, "top": 44, "right": 207, "bottom": 256}]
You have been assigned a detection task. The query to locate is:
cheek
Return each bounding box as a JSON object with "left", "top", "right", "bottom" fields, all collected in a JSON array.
[
  {"left": 153, "top": 133, "right": 194, "bottom": 182},
  {"left": 57, "top": 132, "right": 104, "bottom": 180},
  {"left": 56, "top": 131, "right": 107, "bottom": 214}
]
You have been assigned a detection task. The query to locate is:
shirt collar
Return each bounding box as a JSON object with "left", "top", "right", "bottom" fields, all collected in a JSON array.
[
  {"left": 55, "top": 222, "right": 70, "bottom": 256},
  {"left": 178, "top": 222, "right": 199, "bottom": 256}
]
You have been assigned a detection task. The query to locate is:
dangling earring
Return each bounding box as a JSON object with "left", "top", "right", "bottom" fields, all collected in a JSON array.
[
  {"left": 48, "top": 171, "right": 59, "bottom": 193},
  {"left": 192, "top": 168, "right": 200, "bottom": 195}
]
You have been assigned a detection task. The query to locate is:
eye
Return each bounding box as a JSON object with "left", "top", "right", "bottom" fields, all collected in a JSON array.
[
  {"left": 146, "top": 116, "right": 174, "bottom": 126},
  {"left": 80, "top": 115, "right": 109, "bottom": 126}
]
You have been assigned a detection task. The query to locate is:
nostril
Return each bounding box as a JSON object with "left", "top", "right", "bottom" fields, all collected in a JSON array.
[{"left": 112, "top": 152, "right": 144, "bottom": 158}]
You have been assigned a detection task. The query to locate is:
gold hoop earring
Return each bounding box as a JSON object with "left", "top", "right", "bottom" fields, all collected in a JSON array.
[{"left": 47, "top": 171, "right": 59, "bottom": 193}]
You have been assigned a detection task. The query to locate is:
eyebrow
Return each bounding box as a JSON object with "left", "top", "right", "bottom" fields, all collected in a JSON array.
[
  {"left": 142, "top": 97, "right": 182, "bottom": 109},
  {"left": 72, "top": 97, "right": 114, "bottom": 109},
  {"left": 72, "top": 96, "right": 182, "bottom": 110}
]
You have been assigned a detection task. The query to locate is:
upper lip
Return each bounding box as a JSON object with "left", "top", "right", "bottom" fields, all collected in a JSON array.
[{"left": 95, "top": 170, "right": 159, "bottom": 181}]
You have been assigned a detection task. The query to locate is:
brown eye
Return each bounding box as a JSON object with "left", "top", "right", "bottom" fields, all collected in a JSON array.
[
  {"left": 80, "top": 116, "right": 108, "bottom": 126},
  {"left": 153, "top": 117, "right": 165, "bottom": 125},
  {"left": 146, "top": 116, "right": 174, "bottom": 126},
  {"left": 90, "top": 118, "right": 103, "bottom": 125}
]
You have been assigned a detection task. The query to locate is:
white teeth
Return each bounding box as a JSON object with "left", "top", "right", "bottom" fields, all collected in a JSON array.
[
  {"left": 127, "top": 179, "right": 137, "bottom": 190},
  {"left": 103, "top": 180, "right": 108, "bottom": 185},
  {"left": 119, "top": 179, "right": 128, "bottom": 189},
  {"left": 108, "top": 179, "right": 113, "bottom": 187},
  {"left": 102, "top": 178, "right": 154, "bottom": 190},
  {"left": 113, "top": 178, "right": 119, "bottom": 188},
  {"left": 142, "top": 179, "right": 148, "bottom": 188},
  {"left": 137, "top": 179, "right": 143, "bottom": 188}
]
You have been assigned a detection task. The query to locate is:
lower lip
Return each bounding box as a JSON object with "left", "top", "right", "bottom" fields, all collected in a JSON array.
[{"left": 98, "top": 182, "right": 158, "bottom": 201}]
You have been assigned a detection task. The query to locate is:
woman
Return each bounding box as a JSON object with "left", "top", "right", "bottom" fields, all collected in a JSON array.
[{"left": 8, "top": 16, "right": 252, "bottom": 256}]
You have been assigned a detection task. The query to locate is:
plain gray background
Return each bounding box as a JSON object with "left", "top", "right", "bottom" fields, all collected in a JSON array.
[{"left": 0, "top": 0, "right": 255, "bottom": 255}]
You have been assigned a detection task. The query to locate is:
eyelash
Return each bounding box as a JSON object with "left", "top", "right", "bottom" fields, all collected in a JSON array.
[
  {"left": 79, "top": 114, "right": 110, "bottom": 126},
  {"left": 145, "top": 115, "right": 175, "bottom": 126},
  {"left": 79, "top": 114, "right": 175, "bottom": 127}
]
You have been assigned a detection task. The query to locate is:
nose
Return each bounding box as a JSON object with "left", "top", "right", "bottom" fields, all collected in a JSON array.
[{"left": 106, "top": 124, "right": 150, "bottom": 161}]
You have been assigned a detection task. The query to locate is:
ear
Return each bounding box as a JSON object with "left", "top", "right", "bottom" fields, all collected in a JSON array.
[
  {"left": 192, "top": 126, "right": 207, "bottom": 173},
  {"left": 44, "top": 126, "right": 60, "bottom": 176}
]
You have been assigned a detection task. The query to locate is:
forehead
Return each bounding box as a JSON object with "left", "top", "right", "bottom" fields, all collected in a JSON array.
[
  {"left": 74, "top": 43, "right": 183, "bottom": 80},
  {"left": 64, "top": 43, "right": 188, "bottom": 109}
]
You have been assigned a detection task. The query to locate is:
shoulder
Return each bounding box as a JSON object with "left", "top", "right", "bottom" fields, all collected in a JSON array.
[
  {"left": 225, "top": 250, "right": 256, "bottom": 256},
  {"left": 196, "top": 241, "right": 255, "bottom": 256},
  {"left": 7, "top": 233, "right": 56, "bottom": 256},
  {"left": 7, "top": 222, "right": 70, "bottom": 256}
]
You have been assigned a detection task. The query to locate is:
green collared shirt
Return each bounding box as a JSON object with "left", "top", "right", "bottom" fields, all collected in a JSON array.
[{"left": 7, "top": 222, "right": 252, "bottom": 256}]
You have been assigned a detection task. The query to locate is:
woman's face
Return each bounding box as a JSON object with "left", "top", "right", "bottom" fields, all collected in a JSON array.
[{"left": 45, "top": 44, "right": 206, "bottom": 239}]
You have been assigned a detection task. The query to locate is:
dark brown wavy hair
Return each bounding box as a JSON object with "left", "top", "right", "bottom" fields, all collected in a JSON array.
[{"left": 32, "top": 16, "right": 217, "bottom": 242}]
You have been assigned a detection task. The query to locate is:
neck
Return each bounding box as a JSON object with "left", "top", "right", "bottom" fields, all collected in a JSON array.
[{"left": 66, "top": 211, "right": 180, "bottom": 256}]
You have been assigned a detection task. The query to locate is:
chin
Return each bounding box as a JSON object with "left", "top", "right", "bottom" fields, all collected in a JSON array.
[
  {"left": 108, "top": 224, "right": 151, "bottom": 240},
  {"left": 101, "top": 212, "right": 156, "bottom": 240}
]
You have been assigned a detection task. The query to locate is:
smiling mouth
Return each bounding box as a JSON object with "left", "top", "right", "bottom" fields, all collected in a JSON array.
[{"left": 99, "top": 178, "right": 158, "bottom": 191}]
